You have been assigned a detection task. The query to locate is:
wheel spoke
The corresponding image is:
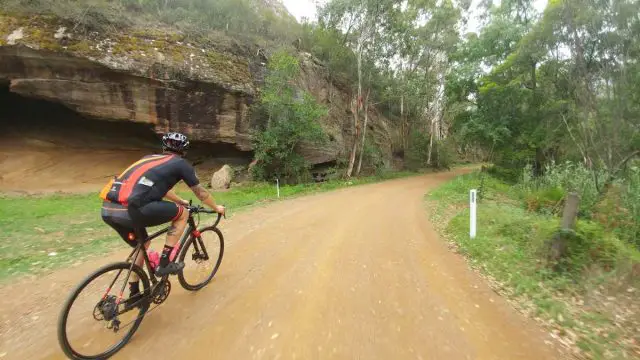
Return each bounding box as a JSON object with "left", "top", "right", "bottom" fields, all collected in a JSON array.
[
  {"left": 178, "top": 227, "right": 224, "bottom": 291},
  {"left": 58, "top": 262, "right": 150, "bottom": 359}
]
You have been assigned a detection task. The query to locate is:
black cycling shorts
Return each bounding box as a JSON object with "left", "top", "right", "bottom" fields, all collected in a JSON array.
[
  {"left": 101, "top": 200, "right": 183, "bottom": 247},
  {"left": 128, "top": 200, "right": 183, "bottom": 228}
]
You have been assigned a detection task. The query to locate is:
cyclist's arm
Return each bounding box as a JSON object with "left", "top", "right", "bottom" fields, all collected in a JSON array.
[
  {"left": 164, "top": 189, "right": 188, "bottom": 206},
  {"left": 181, "top": 160, "right": 224, "bottom": 214},
  {"left": 190, "top": 184, "right": 221, "bottom": 212}
]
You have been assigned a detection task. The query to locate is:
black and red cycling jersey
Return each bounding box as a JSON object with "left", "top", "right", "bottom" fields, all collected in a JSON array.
[{"left": 100, "top": 154, "right": 200, "bottom": 207}]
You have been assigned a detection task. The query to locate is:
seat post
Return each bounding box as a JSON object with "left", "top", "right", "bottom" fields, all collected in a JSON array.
[{"left": 133, "top": 228, "right": 149, "bottom": 248}]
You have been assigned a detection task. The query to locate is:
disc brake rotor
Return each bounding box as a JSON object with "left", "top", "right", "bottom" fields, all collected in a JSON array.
[{"left": 94, "top": 295, "right": 118, "bottom": 321}]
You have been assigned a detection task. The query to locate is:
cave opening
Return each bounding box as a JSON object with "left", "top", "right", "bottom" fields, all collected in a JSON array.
[
  {"left": 393, "top": 149, "right": 405, "bottom": 159},
  {"left": 0, "top": 82, "right": 253, "bottom": 192},
  {"left": 0, "top": 81, "right": 159, "bottom": 150}
]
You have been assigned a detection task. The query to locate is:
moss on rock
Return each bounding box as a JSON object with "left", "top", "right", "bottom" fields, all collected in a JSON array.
[{"left": 0, "top": 11, "right": 254, "bottom": 91}]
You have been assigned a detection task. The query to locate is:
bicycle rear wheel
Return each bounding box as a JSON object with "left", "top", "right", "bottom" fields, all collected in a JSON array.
[
  {"left": 177, "top": 226, "right": 224, "bottom": 291},
  {"left": 57, "top": 262, "right": 150, "bottom": 360}
]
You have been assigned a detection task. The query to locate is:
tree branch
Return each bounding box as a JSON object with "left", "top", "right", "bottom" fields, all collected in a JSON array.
[
  {"left": 597, "top": 149, "right": 640, "bottom": 198},
  {"left": 561, "top": 114, "right": 588, "bottom": 165}
]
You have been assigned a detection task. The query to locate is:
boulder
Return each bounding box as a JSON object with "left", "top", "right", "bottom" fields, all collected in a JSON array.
[{"left": 210, "top": 165, "right": 234, "bottom": 190}]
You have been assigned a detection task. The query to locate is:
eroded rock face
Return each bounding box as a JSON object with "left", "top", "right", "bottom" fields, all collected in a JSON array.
[
  {"left": 1, "top": 46, "right": 253, "bottom": 150},
  {"left": 0, "top": 13, "right": 399, "bottom": 166}
]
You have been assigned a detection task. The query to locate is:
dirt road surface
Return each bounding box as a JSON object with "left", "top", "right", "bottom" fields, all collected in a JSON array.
[{"left": 0, "top": 170, "right": 569, "bottom": 360}]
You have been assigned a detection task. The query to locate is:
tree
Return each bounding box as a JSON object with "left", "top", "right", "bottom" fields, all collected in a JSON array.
[
  {"left": 316, "top": 0, "right": 462, "bottom": 175},
  {"left": 318, "top": 0, "right": 399, "bottom": 177},
  {"left": 251, "top": 51, "right": 328, "bottom": 183},
  {"left": 390, "top": 0, "right": 461, "bottom": 166}
]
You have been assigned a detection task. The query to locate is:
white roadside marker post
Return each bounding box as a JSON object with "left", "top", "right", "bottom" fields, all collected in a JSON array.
[
  {"left": 276, "top": 178, "right": 280, "bottom": 199},
  {"left": 470, "top": 189, "right": 477, "bottom": 239}
]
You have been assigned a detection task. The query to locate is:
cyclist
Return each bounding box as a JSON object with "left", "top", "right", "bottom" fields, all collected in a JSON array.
[{"left": 99, "top": 132, "right": 225, "bottom": 302}]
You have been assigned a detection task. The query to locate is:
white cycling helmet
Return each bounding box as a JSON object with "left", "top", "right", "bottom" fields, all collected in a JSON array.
[{"left": 162, "top": 132, "right": 190, "bottom": 154}]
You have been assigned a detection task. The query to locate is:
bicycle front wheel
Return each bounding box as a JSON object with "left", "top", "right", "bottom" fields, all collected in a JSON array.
[
  {"left": 178, "top": 226, "right": 224, "bottom": 291},
  {"left": 57, "top": 262, "right": 150, "bottom": 360}
]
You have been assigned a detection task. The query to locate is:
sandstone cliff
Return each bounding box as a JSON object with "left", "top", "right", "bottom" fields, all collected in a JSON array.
[{"left": 0, "top": 12, "right": 397, "bottom": 167}]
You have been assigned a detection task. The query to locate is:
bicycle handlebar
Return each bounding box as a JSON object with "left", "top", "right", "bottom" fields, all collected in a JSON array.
[{"left": 186, "top": 203, "right": 225, "bottom": 227}]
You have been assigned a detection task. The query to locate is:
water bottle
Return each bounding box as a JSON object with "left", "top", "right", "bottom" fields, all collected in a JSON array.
[{"left": 147, "top": 249, "right": 160, "bottom": 270}]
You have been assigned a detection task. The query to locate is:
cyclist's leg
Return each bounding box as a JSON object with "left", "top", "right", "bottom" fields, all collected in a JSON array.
[
  {"left": 128, "top": 201, "right": 187, "bottom": 276},
  {"left": 102, "top": 202, "right": 147, "bottom": 298},
  {"left": 130, "top": 227, "right": 151, "bottom": 275}
]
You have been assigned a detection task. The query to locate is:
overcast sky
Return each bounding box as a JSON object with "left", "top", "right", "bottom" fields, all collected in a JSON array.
[
  {"left": 281, "top": 0, "right": 548, "bottom": 33},
  {"left": 281, "top": 0, "right": 321, "bottom": 23}
]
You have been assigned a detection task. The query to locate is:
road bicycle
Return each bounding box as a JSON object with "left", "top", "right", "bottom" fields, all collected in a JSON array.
[{"left": 57, "top": 203, "right": 225, "bottom": 359}]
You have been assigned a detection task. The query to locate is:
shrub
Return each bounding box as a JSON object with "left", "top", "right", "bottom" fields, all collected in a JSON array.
[
  {"left": 361, "top": 138, "right": 386, "bottom": 175},
  {"left": 524, "top": 186, "right": 566, "bottom": 214},
  {"left": 405, "top": 131, "right": 455, "bottom": 170},
  {"left": 518, "top": 162, "right": 607, "bottom": 213},
  {"left": 621, "top": 166, "right": 640, "bottom": 247},
  {"left": 431, "top": 139, "right": 455, "bottom": 170},
  {"left": 486, "top": 164, "right": 522, "bottom": 183},
  {"left": 250, "top": 50, "right": 328, "bottom": 184},
  {"left": 592, "top": 166, "right": 640, "bottom": 248},
  {"left": 405, "top": 130, "right": 431, "bottom": 170},
  {"left": 517, "top": 161, "right": 639, "bottom": 249}
]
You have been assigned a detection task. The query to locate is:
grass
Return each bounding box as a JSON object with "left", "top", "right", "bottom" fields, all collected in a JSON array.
[
  {"left": 0, "top": 170, "right": 418, "bottom": 282},
  {"left": 426, "top": 171, "right": 640, "bottom": 360}
]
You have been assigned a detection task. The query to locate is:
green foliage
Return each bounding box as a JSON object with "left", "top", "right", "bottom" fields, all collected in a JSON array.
[
  {"left": 522, "top": 186, "right": 565, "bottom": 214},
  {"left": 592, "top": 166, "right": 640, "bottom": 248},
  {"left": 251, "top": 51, "right": 328, "bottom": 183},
  {"left": 622, "top": 166, "right": 640, "bottom": 246},
  {"left": 405, "top": 130, "right": 430, "bottom": 170},
  {"left": 516, "top": 161, "right": 639, "bottom": 249},
  {"left": 2, "top": 0, "right": 300, "bottom": 44},
  {"left": 300, "top": 22, "right": 356, "bottom": 85},
  {"left": 406, "top": 130, "right": 457, "bottom": 170},
  {"left": 429, "top": 170, "right": 640, "bottom": 277},
  {"left": 427, "top": 172, "right": 640, "bottom": 359},
  {"left": 540, "top": 163, "right": 604, "bottom": 209},
  {"left": 518, "top": 162, "right": 606, "bottom": 211},
  {"left": 562, "top": 221, "right": 630, "bottom": 274},
  {"left": 448, "top": 0, "right": 640, "bottom": 183},
  {"left": 361, "top": 138, "right": 386, "bottom": 175},
  {"left": 405, "top": 131, "right": 455, "bottom": 169},
  {"left": 431, "top": 139, "right": 455, "bottom": 170}
]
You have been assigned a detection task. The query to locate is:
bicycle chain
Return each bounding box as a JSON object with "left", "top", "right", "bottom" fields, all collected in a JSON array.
[{"left": 108, "top": 294, "right": 167, "bottom": 332}]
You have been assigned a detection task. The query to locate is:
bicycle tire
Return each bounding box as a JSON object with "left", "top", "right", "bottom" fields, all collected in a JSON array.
[
  {"left": 57, "top": 262, "right": 151, "bottom": 360},
  {"left": 177, "top": 226, "right": 224, "bottom": 291}
]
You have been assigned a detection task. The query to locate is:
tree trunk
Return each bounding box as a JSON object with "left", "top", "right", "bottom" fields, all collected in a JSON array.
[
  {"left": 346, "top": 96, "right": 360, "bottom": 178},
  {"left": 400, "top": 61, "right": 405, "bottom": 154},
  {"left": 356, "top": 88, "right": 371, "bottom": 175},
  {"left": 561, "top": 193, "right": 580, "bottom": 230},
  {"left": 400, "top": 93, "right": 404, "bottom": 153},
  {"left": 547, "top": 193, "right": 580, "bottom": 268},
  {"left": 346, "top": 35, "right": 364, "bottom": 178},
  {"left": 427, "top": 116, "right": 435, "bottom": 166}
]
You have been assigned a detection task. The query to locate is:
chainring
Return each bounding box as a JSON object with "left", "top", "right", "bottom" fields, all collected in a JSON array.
[{"left": 153, "top": 280, "right": 171, "bottom": 305}]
